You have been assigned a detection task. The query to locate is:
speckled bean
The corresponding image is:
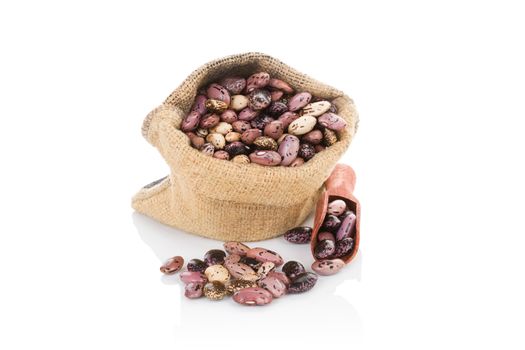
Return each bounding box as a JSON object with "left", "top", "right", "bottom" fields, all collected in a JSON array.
[
  {"left": 200, "top": 143, "right": 215, "bottom": 156},
  {"left": 333, "top": 237, "right": 355, "bottom": 258},
  {"left": 224, "top": 253, "right": 241, "bottom": 265},
  {"left": 219, "top": 76, "right": 246, "bottom": 95},
  {"left": 314, "top": 239, "right": 336, "bottom": 259},
  {"left": 253, "top": 136, "right": 278, "bottom": 151},
  {"left": 205, "top": 99, "right": 228, "bottom": 114},
  {"left": 266, "top": 271, "right": 291, "bottom": 288},
  {"left": 283, "top": 226, "right": 312, "bottom": 243},
  {"left": 270, "top": 89, "right": 284, "bottom": 101},
  {"left": 246, "top": 248, "right": 284, "bottom": 266},
  {"left": 298, "top": 143, "right": 316, "bottom": 161},
  {"left": 264, "top": 120, "right": 284, "bottom": 140},
  {"left": 160, "top": 256, "right": 184, "bottom": 274},
  {"left": 328, "top": 199, "right": 347, "bottom": 216},
  {"left": 181, "top": 111, "right": 201, "bottom": 132},
  {"left": 191, "top": 94, "right": 208, "bottom": 116},
  {"left": 311, "top": 259, "right": 345, "bottom": 276},
  {"left": 268, "top": 102, "right": 288, "bottom": 116},
  {"left": 238, "top": 107, "right": 259, "bottom": 121},
  {"left": 220, "top": 109, "right": 238, "bottom": 123},
  {"left": 186, "top": 259, "right": 208, "bottom": 272},
  {"left": 224, "top": 262, "right": 259, "bottom": 281},
  {"left": 180, "top": 271, "right": 207, "bottom": 284},
  {"left": 248, "top": 89, "right": 271, "bottom": 110},
  {"left": 258, "top": 276, "right": 287, "bottom": 298},
  {"left": 336, "top": 211, "right": 356, "bottom": 241},
  {"left": 203, "top": 249, "right": 226, "bottom": 266},
  {"left": 223, "top": 241, "right": 251, "bottom": 256},
  {"left": 322, "top": 214, "right": 342, "bottom": 232},
  {"left": 206, "top": 133, "right": 225, "bottom": 149},
  {"left": 257, "top": 262, "right": 276, "bottom": 278},
  {"left": 213, "top": 150, "right": 230, "bottom": 160},
  {"left": 288, "top": 272, "right": 318, "bottom": 293},
  {"left": 282, "top": 261, "right": 306, "bottom": 280},
  {"left": 249, "top": 150, "right": 282, "bottom": 166},
  {"left": 318, "top": 112, "right": 347, "bottom": 131},
  {"left": 225, "top": 131, "right": 241, "bottom": 142},
  {"left": 226, "top": 279, "right": 257, "bottom": 294},
  {"left": 318, "top": 231, "right": 335, "bottom": 243},
  {"left": 241, "top": 128, "right": 262, "bottom": 145},
  {"left": 301, "top": 101, "right": 331, "bottom": 116},
  {"left": 203, "top": 281, "right": 227, "bottom": 300},
  {"left": 277, "top": 111, "right": 299, "bottom": 129},
  {"left": 323, "top": 128, "right": 338, "bottom": 146},
  {"left": 231, "top": 154, "right": 250, "bottom": 164},
  {"left": 250, "top": 114, "right": 274, "bottom": 130},
  {"left": 302, "top": 130, "right": 323, "bottom": 145},
  {"left": 225, "top": 141, "right": 250, "bottom": 156},
  {"left": 206, "top": 83, "right": 231, "bottom": 105},
  {"left": 211, "top": 122, "right": 233, "bottom": 135},
  {"left": 239, "top": 257, "right": 262, "bottom": 270},
  {"left": 288, "top": 116, "right": 317, "bottom": 136},
  {"left": 287, "top": 92, "right": 312, "bottom": 111},
  {"left": 246, "top": 72, "right": 270, "bottom": 92},
  {"left": 184, "top": 282, "right": 204, "bottom": 299},
  {"left": 232, "top": 120, "right": 251, "bottom": 133},
  {"left": 204, "top": 265, "right": 230, "bottom": 284},
  {"left": 190, "top": 135, "right": 205, "bottom": 149},
  {"left": 199, "top": 113, "right": 220, "bottom": 129},
  {"left": 233, "top": 287, "right": 273, "bottom": 306},
  {"left": 268, "top": 78, "right": 294, "bottom": 94},
  {"left": 230, "top": 95, "right": 249, "bottom": 111}
]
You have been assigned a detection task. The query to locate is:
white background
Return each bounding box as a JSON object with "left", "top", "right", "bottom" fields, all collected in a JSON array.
[{"left": 1, "top": 1, "right": 524, "bottom": 349}]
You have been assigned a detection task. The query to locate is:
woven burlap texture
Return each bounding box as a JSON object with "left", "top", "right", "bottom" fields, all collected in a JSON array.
[{"left": 132, "top": 52, "right": 358, "bottom": 242}]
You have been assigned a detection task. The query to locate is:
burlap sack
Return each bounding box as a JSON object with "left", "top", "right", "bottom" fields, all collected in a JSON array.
[{"left": 132, "top": 52, "right": 358, "bottom": 241}]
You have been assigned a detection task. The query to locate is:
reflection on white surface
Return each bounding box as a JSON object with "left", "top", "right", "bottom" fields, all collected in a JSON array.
[{"left": 133, "top": 212, "right": 363, "bottom": 346}]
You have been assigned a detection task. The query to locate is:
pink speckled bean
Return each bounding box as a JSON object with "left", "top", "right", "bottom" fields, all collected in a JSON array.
[
  {"left": 246, "top": 247, "right": 284, "bottom": 266},
  {"left": 277, "top": 111, "right": 299, "bottom": 129},
  {"left": 270, "top": 90, "right": 284, "bottom": 101},
  {"left": 266, "top": 271, "right": 291, "bottom": 288},
  {"left": 278, "top": 135, "right": 300, "bottom": 166},
  {"left": 258, "top": 276, "right": 287, "bottom": 298},
  {"left": 318, "top": 231, "right": 336, "bottom": 243},
  {"left": 233, "top": 287, "right": 273, "bottom": 306},
  {"left": 311, "top": 259, "right": 345, "bottom": 276},
  {"left": 179, "top": 271, "right": 207, "bottom": 284},
  {"left": 159, "top": 256, "right": 184, "bottom": 274},
  {"left": 206, "top": 83, "right": 231, "bottom": 105},
  {"left": 181, "top": 111, "right": 201, "bottom": 132},
  {"left": 268, "top": 78, "right": 294, "bottom": 94},
  {"left": 191, "top": 95, "right": 208, "bottom": 116},
  {"left": 223, "top": 241, "right": 251, "bottom": 256},
  {"left": 336, "top": 211, "right": 357, "bottom": 241},
  {"left": 238, "top": 107, "right": 259, "bottom": 121},
  {"left": 249, "top": 151, "right": 282, "bottom": 166},
  {"left": 318, "top": 112, "right": 347, "bottom": 131},
  {"left": 246, "top": 72, "right": 270, "bottom": 92},
  {"left": 287, "top": 92, "right": 312, "bottom": 111},
  {"left": 241, "top": 128, "right": 262, "bottom": 145}
]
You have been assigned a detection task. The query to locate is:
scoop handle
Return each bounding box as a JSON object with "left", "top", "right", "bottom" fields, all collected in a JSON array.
[{"left": 324, "top": 164, "right": 356, "bottom": 197}]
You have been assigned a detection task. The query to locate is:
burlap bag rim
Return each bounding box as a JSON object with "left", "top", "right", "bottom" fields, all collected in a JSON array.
[{"left": 139, "top": 52, "right": 359, "bottom": 206}]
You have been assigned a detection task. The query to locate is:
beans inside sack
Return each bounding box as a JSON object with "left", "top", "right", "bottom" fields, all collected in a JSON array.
[{"left": 181, "top": 72, "right": 347, "bottom": 166}]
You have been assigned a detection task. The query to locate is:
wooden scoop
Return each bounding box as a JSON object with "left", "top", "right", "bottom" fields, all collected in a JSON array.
[{"left": 311, "top": 164, "right": 361, "bottom": 264}]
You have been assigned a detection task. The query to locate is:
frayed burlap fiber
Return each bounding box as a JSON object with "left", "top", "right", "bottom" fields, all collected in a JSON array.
[{"left": 132, "top": 52, "right": 358, "bottom": 241}]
